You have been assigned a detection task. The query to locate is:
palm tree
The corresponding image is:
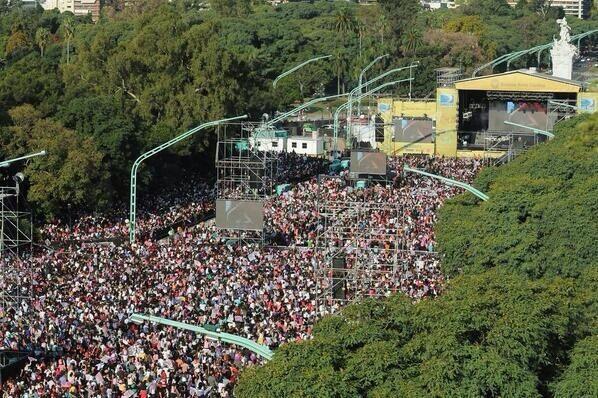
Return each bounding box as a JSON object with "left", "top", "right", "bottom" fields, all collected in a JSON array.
[
  {"left": 334, "top": 8, "right": 357, "bottom": 36},
  {"left": 357, "top": 22, "right": 365, "bottom": 59},
  {"left": 35, "top": 27, "right": 50, "bottom": 58},
  {"left": 376, "top": 14, "right": 389, "bottom": 46},
  {"left": 402, "top": 28, "right": 423, "bottom": 56},
  {"left": 62, "top": 15, "right": 75, "bottom": 64},
  {"left": 332, "top": 51, "right": 348, "bottom": 95}
]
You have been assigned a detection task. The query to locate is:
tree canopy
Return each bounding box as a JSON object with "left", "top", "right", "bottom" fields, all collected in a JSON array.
[
  {"left": 236, "top": 114, "right": 598, "bottom": 397},
  {"left": 0, "top": 0, "right": 595, "bottom": 217}
]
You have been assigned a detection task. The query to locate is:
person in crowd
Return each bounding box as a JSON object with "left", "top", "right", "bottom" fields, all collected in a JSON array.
[{"left": 1, "top": 154, "right": 482, "bottom": 397}]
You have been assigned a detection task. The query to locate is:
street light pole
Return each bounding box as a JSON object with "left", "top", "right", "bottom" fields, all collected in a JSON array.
[
  {"left": 347, "top": 62, "right": 419, "bottom": 143},
  {"left": 0, "top": 150, "right": 47, "bottom": 168},
  {"left": 128, "top": 313, "right": 273, "bottom": 360},
  {"left": 403, "top": 165, "right": 489, "bottom": 201},
  {"left": 357, "top": 54, "right": 389, "bottom": 121},
  {"left": 503, "top": 121, "right": 555, "bottom": 139},
  {"left": 273, "top": 55, "right": 332, "bottom": 88},
  {"left": 265, "top": 93, "right": 347, "bottom": 128},
  {"left": 129, "top": 114, "right": 248, "bottom": 244},
  {"left": 333, "top": 78, "right": 413, "bottom": 152}
]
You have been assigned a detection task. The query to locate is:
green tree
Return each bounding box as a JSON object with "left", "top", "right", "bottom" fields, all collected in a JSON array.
[
  {"left": 333, "top": 7, "right": 357, "bottom": 36},
  {"left": 552, "top": 335, "right": 598, "bottom": 397},
  {"left": 5, "top": 17, "right": 31, "bottom": 58},
  {"left": 35, "top": 27, "right": 50, "bottom": 58},
  {"left": 332, "top": 50, "right": 349, "bottom": 94},
  {"left": 2, "top": 104, "right": 107, "bottom": 215},
  {"left": 211, "top": 0, "right": 251, "bottom": 17},
  {"left": 237, "top": 268, "right": 591, "bottom": 397},
  {"left": 437, "top": 113, "right": 598, "bottom": 279},
  {"left": 378, "top": 0, "right": 421, "bottom": 54},
  {"left": 58, "top": 95, "right": 138, "bottom": 195},
  {"left": 61, "top": 14, "right": 74, "bottom": 64},
  {"left": 401, "top": 28, "right": 423, "bottom": 56}
]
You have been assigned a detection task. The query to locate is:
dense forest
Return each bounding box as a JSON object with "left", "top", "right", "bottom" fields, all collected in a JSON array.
[
  {"left": 235, "top": 113, "right": 598, "bottom": 397},
  {"left": 0, "top": 0, "right": 595, "bottom": 217}
]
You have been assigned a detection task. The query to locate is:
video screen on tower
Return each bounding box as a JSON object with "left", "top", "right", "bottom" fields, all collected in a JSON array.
[
  {"left": 393, "top": 118, "right": 434, "bottom": 143},
  {"left": 350, "top": 151, "right": 387, "bottom": 175},
  {"left": 216, "top": 200, "right": 264, "bottom": 231},
  {"left": 489, "top": 101, "right": 552, "bottom": 131}
]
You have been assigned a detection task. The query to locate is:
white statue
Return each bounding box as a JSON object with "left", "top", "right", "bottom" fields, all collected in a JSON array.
[
  {"left": 555, "top": 17, "right": 571, "bottom": 44},
  {"left": 550, "top": 17, "right": 578, "bottom": 80}
]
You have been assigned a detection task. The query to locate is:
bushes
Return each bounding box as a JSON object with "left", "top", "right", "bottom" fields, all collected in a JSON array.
[
  {"left": 236, "top": 114, "right": 598, "bottom": 397},
  {"left": 237, "top": 269, "right": 592, "bottom": 397},
  {"left": 437, "top": 113, "right": 598, "bottom": 279}
]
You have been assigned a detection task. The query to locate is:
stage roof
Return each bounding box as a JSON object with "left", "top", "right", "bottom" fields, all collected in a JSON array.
[{"left": 455, "top": 70, "right": 582, "bottom": 93}]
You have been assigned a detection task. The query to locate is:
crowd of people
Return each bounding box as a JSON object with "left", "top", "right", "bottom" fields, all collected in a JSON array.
[
  {"left": 1, "top": 153, "right": 482, "bottom": 397},
  {"left": 39, "top": 179, "right": 216, "bottom": 245}
]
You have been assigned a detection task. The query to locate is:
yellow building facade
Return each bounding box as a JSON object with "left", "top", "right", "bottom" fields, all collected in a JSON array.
[{"left": 378, "top": 70, "right": 596, "bottom": 159}]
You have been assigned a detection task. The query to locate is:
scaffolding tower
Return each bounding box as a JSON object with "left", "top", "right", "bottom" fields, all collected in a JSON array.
[
  {"left": 215, "top": 123, "right": 278, "bottom": 244},
  {"left": 315, "top": 174, "right": 402, "bottom": 313},
  {"left": 481, "top": 131, "right": 544, "bottom": 165},
  {"left": 548, "top": 99, "right": 578, "bottom": 128},
  {"left": 0, "top": 180, "right": 33, "bottom": 310}
]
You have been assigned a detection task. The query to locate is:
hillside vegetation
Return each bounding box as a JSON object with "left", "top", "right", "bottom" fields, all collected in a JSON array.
[
  {"left": 0, "top": 0, "right": 595, "bottom": 217},
  {"left": 236, "top": 114, "right": 598, "bottom": 397}
]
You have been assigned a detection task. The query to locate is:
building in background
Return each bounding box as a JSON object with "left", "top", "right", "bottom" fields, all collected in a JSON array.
[
  {"left": 422, "top": 0, "right": 457, "bottom": 10},
  {"left": 420, "top": 0, "right": 590, "bottom": 18},
  {"left": 73, "top": 0, "right": 100, "bottom": 20},
  {"left": 36, "top": 0, "right": 101, "bottom": 21},
  {"left": 506, "top": 0, "right": 591, "bottom": 19}
]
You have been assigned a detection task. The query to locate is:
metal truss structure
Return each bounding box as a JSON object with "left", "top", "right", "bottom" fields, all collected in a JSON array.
[
  {"left": 215, "top": 123, "right": 278, "bottom": 244},
  {"left": 0, "top": 183, "right": 33, "bottom": 310},
  {"left": 481, "top": 131, "right": 544, "bottom": 165},
  {"left": 548, "top": 99, "right": 579, "bottom": 128},
  {"left": 314, "top": 174, "right": 404, "bottom": 313},
  {"left": 436, "top": 67, "right": 462, "bottom": 87}
]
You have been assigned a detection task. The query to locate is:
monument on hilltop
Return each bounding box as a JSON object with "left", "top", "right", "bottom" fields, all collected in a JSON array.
[{"left": 550, "top": 17, "right": 578, "bottom": 80}]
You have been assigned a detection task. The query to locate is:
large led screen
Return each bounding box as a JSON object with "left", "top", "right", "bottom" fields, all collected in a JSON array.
[
  {"left": 350, "top": 151, "right": 387, "bottom": 175},
  {"left": 489, "top": 101, "right": 552, "bottom": 131},
  {"left": 393, "top": 118, "right": 434, "bottom": 143},
  {"left": 216, "top": 200, "right": 264, "bottom": 231}
]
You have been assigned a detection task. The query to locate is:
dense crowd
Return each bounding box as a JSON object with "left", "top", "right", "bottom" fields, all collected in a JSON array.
[
  {"left": 39, "top": 153, "right": 326, "bottom": 246},
  {"left": 1, "top": 154, "right": 482, "bottom": 397},
  {"left": 39, "top": 180, "right": 215, "bottom": 245}
]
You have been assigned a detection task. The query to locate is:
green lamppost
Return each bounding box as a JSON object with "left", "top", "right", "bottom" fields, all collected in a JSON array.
[
  {"left": 403, "top": 165, "right": 489, "bottom": 201},
  {"left": 356, "top": 54, "right": 389, "bottom": 121},
  {"left": 273, "top": 55, "right": 332, "bottom": 88},
  {"left": 128, "top": 313, "right": 273, "bottom": 360},
  {"left": 503, "top": 121, "right": 555, "bottom": 139},
  {"left": 333, "top": 78, "right": 413, "bottom": 152},
  {"left": 346, "top": 62, "right": 419, "bottom": 141},
  {"left": 0, "top": 151, "right": 47, "bottom": 168},
  {"left": 129, "top": 115, "right": 248, "bottom": 243}
]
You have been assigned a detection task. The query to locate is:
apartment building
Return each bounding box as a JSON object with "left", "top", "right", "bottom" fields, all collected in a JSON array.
[
  {"left": 73, "top": 0, "right": 100, "bottom": 19},
  {"left": 506, "top": 0, "right": 591, "bottom": 19},
  {"left": 37, "top": 0, "right": 101, "bottom": 21}
]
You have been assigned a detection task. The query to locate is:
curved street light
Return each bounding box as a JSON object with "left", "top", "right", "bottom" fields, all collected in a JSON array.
[
  {"left": 129, "top": 114, "right": 248, "bottom": 243},
  {"left": 347, "top": 62, "right": 419, "bottom": 139},
  {"left": 273, "top": 55, "right": 332, "bottom": 88},
  {"left": 503, "top": 121, "right": 555, "bottom": 139},
  {"left": 128, "top": 313, "right": 273, "bottom": 360},
  {"left": 403, "top": 165, "right": 489, "bottom": 201},
  {"left": 0, "top": 150, "right": 47, "bottom": 168},
  {"left": 357, "top": 54, "right": 389, "bottom": 118},
  {"left": 333, "top": 77, "right": 414, "bottom": 152}
]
